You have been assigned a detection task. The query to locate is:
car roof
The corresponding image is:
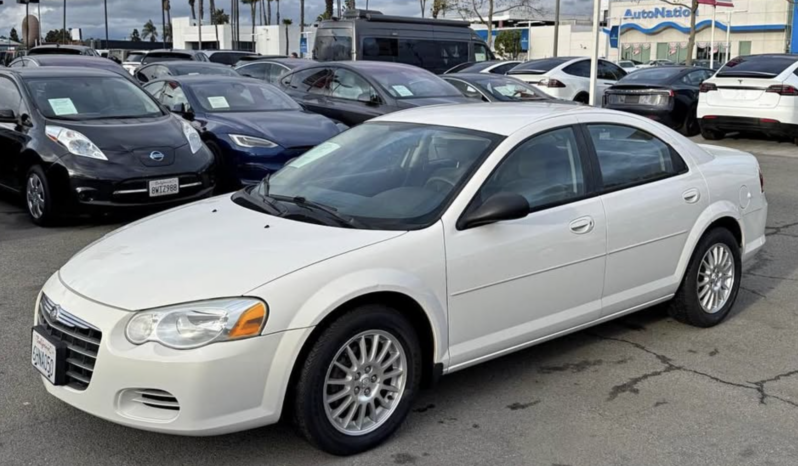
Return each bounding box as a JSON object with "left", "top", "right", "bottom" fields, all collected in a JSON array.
[
  {"left": 205, "top": 50, "right": 257, "bottom": 55},
  {"left": 148, "top": 61, "right": 229, "bottom": 68},
  {"left": 2, "top": 66, "right": 124, "bottom": 78},
  {"left": 239, "top": 58, "right": 311, "bottom": 67},
  {"left": 375, "top": 103, "right": 595, "bottom": 136},
  {"left": 145, "top": 49, "right": 203, "bottom": 55},
  {"left": 31, "top": 45, "right": 90, "bottom": 51},
  {"left": 323, "top": 61, "right": 433, "bottom": 73},
  {"left": 156, "top": 75, "right": 255, "bottom": 83},
  {"left": 443, "top": 73, "right": 516, "bottom": 81},
  {"left": 23, "top": 55, "right": 114, "bottom": 66}
]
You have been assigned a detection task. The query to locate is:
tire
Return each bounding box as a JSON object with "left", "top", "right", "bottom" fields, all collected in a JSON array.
[
  {"left": 24, "top": 166, "right": 58, "bottom": 227},
  {"left": 574, "top": 93, "right": 590, "bottom": 104},
  {"left": 292, "top": 304, "right": 422, "bottom": 456},
  {"left": 668, "top": 228, "right": 741, "bottom": 328},
  {"left": 700, "top": 127, "right": 723, "bottom": 141},
  {"left": 680, "top": 106, "right": 700, "bottom": 137},
  {"left": 206, "top": 140, "right": 238, "bottom": 193}
]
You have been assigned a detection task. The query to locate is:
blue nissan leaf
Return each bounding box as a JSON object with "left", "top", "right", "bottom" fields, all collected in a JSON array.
[{"left": 143, "top": 75, "right": 343, "bottom": 189}]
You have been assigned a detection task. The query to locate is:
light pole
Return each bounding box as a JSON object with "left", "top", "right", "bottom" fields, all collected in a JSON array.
[
  {"left": 104, "top": 0, "right": 109, "bottom": 48},
  {"left": 723, "top": 9, "right": 746, "bottom": 64},
  {"left": 552, "top": 0, "right": 560, "bottom": 57},
  {"left": 63, "top": 0, "right": 66, "bottom": 44},
  {"left": 588, "top": 0, "right": 601, "bottom": 106}
]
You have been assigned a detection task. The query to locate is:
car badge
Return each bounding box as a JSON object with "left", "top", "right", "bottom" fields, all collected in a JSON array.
[
  {"left": 49, "top": 304, "right": 60, "bottom": 321},
  {"left": 738, "top": 79, "right": 743, "bottom": 85},
  {"left": 149, "top": 151, "right": 165, "bottom": 162}
]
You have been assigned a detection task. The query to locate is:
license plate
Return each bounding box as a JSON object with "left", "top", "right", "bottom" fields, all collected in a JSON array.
[
  {"left": 149, "top": 178, "right": 180, "bottom": 197},
  {"left": 31, "top": 327, "right": 66, "bottom": 385}
]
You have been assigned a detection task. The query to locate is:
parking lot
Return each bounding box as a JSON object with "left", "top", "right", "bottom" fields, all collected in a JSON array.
[{"left": 0, "top": 134, "right": 796, "bottom": 466}]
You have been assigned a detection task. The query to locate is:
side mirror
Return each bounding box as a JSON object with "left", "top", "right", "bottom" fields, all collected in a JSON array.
[
  {"left": 0, "top": 109, "right": 17, "bottom": 123},
  {"left": 170, "top": 103, "right": 195, "bottom": 120},
  {"left": 458, "top": 192, "right": 530, "bottom": 230},
  {"left": 359, "top": 93, "right": 381, "bottom": 106}
]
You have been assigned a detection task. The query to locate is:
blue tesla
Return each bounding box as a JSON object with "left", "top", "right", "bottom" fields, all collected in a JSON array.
[{"left": 142, "top": 75, "right": 343, "bottom": 188}]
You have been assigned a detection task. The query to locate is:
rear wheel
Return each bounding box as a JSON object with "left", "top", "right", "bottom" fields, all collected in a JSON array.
[
  {"left": 574, "top": 93, "right": 590, "bottom": 104},
  {"left": 25, "top": 166, "right": 58, "bottom": 227},
  {"left": 668, "top": 228, "right": 741, "bottom": 327},
  {"left": 206, "top": 140, "right": 238, "bottom": 193},
  {"left": 293, "top": 304, "right": 422, "bottom": 456},
  {"left": 700, "top": 127, "right": 723, "bottom": 141},
  {"left": 680, "top": 106, "right": 700, "bottom": 137}
]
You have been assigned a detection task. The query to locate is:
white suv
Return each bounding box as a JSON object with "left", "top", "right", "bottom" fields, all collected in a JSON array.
[
  {"left": 508, "top": 57, "right": 627, "bottom": 103},
  {"left": 698, "top": 54, "right": 798, "bottom": 144}
]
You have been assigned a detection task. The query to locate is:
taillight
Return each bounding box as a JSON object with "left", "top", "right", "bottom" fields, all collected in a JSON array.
[
  {"left": 766, "top": 84, "right": 798, "bottom": 96},
  {"left": 759, "top": 169, "right": 765, "bottom": 193},
  {"left": 699, "top": 83, "right": 717, "bottom": 93},
  {"left": 540, "top": 78, "right": 566, "bottom": 88}
]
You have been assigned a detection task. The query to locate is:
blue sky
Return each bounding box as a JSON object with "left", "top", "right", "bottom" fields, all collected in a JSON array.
[{"left": 1, "top": 0, "right": 593, "bottom": 41}]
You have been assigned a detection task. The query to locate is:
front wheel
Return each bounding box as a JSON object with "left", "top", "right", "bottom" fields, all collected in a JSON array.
[
  {"left": 292, "top": 305, "right": 422, "bottom": 456},
  {"left": 25, "top": 166, "right": 58, "bottom": 227},
  {"left": 680, "top": 106, "right": 700, "bottom": 137},
  {"left": 668, "top": 228, "right": 741, "bottom": 327},
  {"left": 700, "top": 127, "right": 724, "bottom": 141}
]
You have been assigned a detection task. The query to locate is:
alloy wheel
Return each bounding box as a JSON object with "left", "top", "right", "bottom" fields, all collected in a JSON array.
[
  {"left": 26, "top": 173, "right": 46, "bottom": 219},
  {"left": 323, "top": 330, "right": 407, "bottom": 436},
  {"left": 697, "top": 243, "right": 735, "bottom": 314}
]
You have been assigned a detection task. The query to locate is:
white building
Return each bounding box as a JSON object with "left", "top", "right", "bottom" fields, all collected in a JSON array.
[{"left": 171, "top": 17, "right": 306, "bottom": 56}]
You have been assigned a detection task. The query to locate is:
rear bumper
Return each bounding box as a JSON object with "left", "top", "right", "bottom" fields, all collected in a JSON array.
[
  {"left": 699, "top": 116, "right": 798, "bottom": 138},
  {"left": 605, "top": 105, "right": 681, "bottom": 129}
]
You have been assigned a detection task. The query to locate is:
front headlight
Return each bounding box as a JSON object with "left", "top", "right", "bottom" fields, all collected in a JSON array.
[
  {"left": 125, "top": 298, "right": 268, "bottom": 350},
  {"left": 181, "top": 119, "right": 204, "bottom": 154},
  {"left": 230, "top": 134, "right": 279, "bottom": 149},
  {"left": 45, "top": 125, "right": 107, "bottom": 160}
]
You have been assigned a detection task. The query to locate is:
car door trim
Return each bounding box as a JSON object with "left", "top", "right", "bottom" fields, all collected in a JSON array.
[{"left": 607, "top": 229, "right": 688, "bottom": 256}]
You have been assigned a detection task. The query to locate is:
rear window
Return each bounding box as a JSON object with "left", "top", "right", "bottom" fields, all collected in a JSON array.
[
  {"left": 619, "top": 67, "right": 683, "bottom": 83},
  {"left": 510, "top": 58, "right": 572, "bottom": 74},
  {"left": 29, "top": 48, "right": 82, "bottom": 56},
  {"left": 172, "top": 64, "right": 239, "bottom": 76},
  {"left": 209, "top": 52, "right": 256, "bottom": 66},
  {"left": 314, "top": 28, "right": 353, "bottom": 61},
  {"left": 142, "top": 53, "right": 193, "bottom": 65},
  {"left": 718, "top": 56, "right": 798, "bottom": 78}
]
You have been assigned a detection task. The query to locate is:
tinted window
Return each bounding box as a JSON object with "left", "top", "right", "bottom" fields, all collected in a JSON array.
[
  {"left": 330, "top": 69, "right": 378, "bottom": 101},
  {"left": 267, "top": 64, "right": 289, "bottom": 83},
  {"left": 29, "top": 47, "right": 82, "bottom": 56},
  {"left": 315, "top": 29, "right": 353, "bottom": 61},
  {"left": 0, "top": 77, "right": 22, "bottom": 112},
  {"left": 143, "top": 82, "right": 165, "bottom": 99},
  {"left": 24, "top": 77, "right": 162, "bottom": 120},
  {"left": 718, "top": 55, "right": 798, "bottom": 78},
  {"left": 126, "top": 53, "right": 145, "bottom": 63},
  {"left": 188, "top": 81, "right": 301, "bottom": 112},
  {"left": 491, "top": 63, "right": 517, "bottom": 75},
  {"left": 473, "top": 76, "right": 549, "bottom": 101},
  {"left": 564, "top": 60, "right": 590, "bottom": 78},
  {"left": 476, "top": 127, "right": 586, "bottom": 211},
  {"left": 209, "top": 52, "right": 254, "bottom": 66},
  {"left": 172, "top": 64, "right": 239, "bottom": 76},
  {"left": 680, "top": 70, "right": 708, "bottom": 86},
  {"left": 237, "top": 63, "right": 269, "bottom": 79},
  {"left": 620, "top": 67, "right": 683, "bottom": 83},
  {"left": 367, "top": 67, "right": 461, "bottom": 99},
  {"left": 474, "top": 43, "right": 491, "bottom": 62},
  {"left": 288, "top": 67, "right": 333, "bottom": 93},
  {"left": 361, "top": 37, "right": 470, "bottom": 74},
  {"left": 160, "top": 83, "right": 190, "bottom": 111},
  {"left": 142, "top": 53, "right": 193, "bottom": 65},
  {"left": 512, "top": 58, "right": 572, "bottom": 74},
  {"left": 602, "top": 61, "right": 626, "bottom": 80},
  {"left": 445, "top": 79, "right": 485, "bottom": 100},
  {"left": 587, "top": 124, "right": 685, "bottom": 190},
  {"left": 445, "top": 62, "right": 476, "bottom": 74}
]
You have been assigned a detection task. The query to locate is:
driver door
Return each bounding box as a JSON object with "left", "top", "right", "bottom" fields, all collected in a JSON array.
[
  {"left": 326, "top": 68, "right": 385, "bottom": 126},
  {"left": 444, "top": 119, "right": 607, "bottom": 369}
]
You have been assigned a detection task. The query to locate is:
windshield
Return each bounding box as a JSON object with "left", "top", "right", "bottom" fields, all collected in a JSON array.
[
  {"left": 187, "top": 81, "right": 300, "bottom": 112},
  {"left": 25, "top": 76, "right": 163, "bottom": 120},
  {"left": 174, "top": 64, "right": 239, "bottom": 76},
  {"left": 369, "top": 67, "right": 461, "bottom": 99},
  {"left": 619, "top": 67, "right": 683, "bottom": 82},
  {"left": 718, "top": 56, "right": 798, "bottom": 78},
  {"left": 249, "top": 122, "right": 502, "bottom": 230},
  {"left": 29, "top": 47, "right": 82, "bottom": 56},
  {"left": 126, "top": 53, "right": 145, "bottom": 63},
  {"left": 314, "top": 28, "right": 353, "bottom": 61},
  {"left": 474, "top": 76, "right": 549, "bottom": 101}
]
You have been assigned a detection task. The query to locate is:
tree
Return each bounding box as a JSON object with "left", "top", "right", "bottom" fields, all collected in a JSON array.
[
  {"left": 420, "top": 0, "right": 427, "bottom": 17},
  {"left": 163, "top": 0, "right": 172, "bottom": 42},
  {"left": 283, "top": 18, "right": 292, "bottom": 55},
  {"left": 267, "top": 0, "right": 273, "bottom": 25},
  {"left": 130, "top": 29, "right": 142, "bottom": 42},
  {"left": 276, "top": 0, "right": 281, "bottom": 24},
  {"left": 453, "top": 0, "right": 542, "bottom": 48},
  {"left": 188, "top": 0, "right": 196, "bottom": 20},
  {"left": 494, "top": 29, "right": 522, "bottom": 58},
  {"left": 213, "top": 8, "right": 230, "bottom": 24},
  {"left": 209, "top": 0, "right": 219, "bottom": 47},
  {"left": 45, "top": 29, "right": 70, "bottom": 44},
  {"left": 242, "top": 0, "right": 259, "bottom": 45},
  {"left": 660, "top": 0, "right": 699, "bottom": 66},
  {"left": 431, "top": 0, "right": 448, "bottom": 18},
  {"left": 142, "top": 20, "right": 159, "bottom": 42},
  {"left": 9, "top": 28, "right": 20, "bottom": 43},
  {"left": 163, "top": 24, "right": 173, "bottom": 41},
  {"left": 345, "top": 0, "right": 355, "bottom": 9},
  {"left": 324, "top": 0, "right": 333, "bottom": 18}
]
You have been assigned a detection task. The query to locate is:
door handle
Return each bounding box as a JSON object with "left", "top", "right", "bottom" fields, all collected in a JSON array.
[
  {"left": 683, "top": 189, "right": 701, "bottom": 204},
  {"left": 569, "top": 217, "right": 595, "bottom": 235}
]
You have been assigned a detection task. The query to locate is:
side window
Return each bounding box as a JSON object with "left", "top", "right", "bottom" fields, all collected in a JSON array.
[
  {"left": 446, "top": 79, "right": 484, "bottom": 101},
  {"left": 491, "top": 63, "right": 516, "bottom": 75},
  {"left": 476, "top": 127, "right": 587, "bottom": 211},
  {"left": 330, "top": 69, "right": 378, "bottom": 101},
  {"left": 681, "top": 70, "right": 706, "bottom": 86},
  {"left": 587, "top": 124, "right": 687, "bottom": 191},
  {"left": 160, "top": 83, "right": 190, "bottom": 111},
  {"left": 268, "top": 65, "right": 290, "bottom": 83},
  {"left": 473, "top": 43, "right": 490, "bottom": 62},
  {"left": 290, "top": 68, "right": 332, "bottom": 94},
  {"left": 238, "top": 63, "right": 268, "bottom": 79},
  {"left": 564, "top": 60, "right": 590, "bottom": 78},
  {"left": 143, "top": 82, "right": 165, "bottom": 99},
  {"left": 0, "top": 77, "right": 22, "bottom": 112},
  {"left": 362, "top": 37, "right": 399, "bottom": 62},
  {"left": 136, "top": 66, "right": 150, "bottom": 83},
  {"left": 598, "top": 61, "right": 625, "bottom": 80}
]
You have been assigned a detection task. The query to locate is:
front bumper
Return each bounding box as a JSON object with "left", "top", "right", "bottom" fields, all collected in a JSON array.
[
  {"left": 34, "top": 274, "right": 312, "bottom": 436},
  {"left": 699, "top": 116, "right": 798, "bottom": 138}
]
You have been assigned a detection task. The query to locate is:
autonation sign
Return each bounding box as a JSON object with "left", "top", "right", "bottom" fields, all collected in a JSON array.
[{"left": 624, "top": 7, "right": 697, "bottom": 20}]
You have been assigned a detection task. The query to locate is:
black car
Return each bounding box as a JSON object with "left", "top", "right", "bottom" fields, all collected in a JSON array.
[
  {"left": 27, "top": 45, "right": 100, "bottom": 57},
  {"left": 278, "top": 61, "right": 470, "bottom": 126},
  {"left": 204, "top": 50, "right": 260, "bottom": 66},
  {"left": 8, "top": 55, "right": 132, "bottom": 80},
  {"left": 603, "top": 66, "right": 715, "bottom": 136},
  {"left": 442, "top": 73, "right": 555, "bottom": 102},
  {"left": 143, "top": 75, "right": 342, "bottom": 188},
  {"left": 234, "top": 55, "right": 288, "bottom": 67},
  {"left": 135, "top": 61, "right": 240, "bottom": 84},
  {"left": 443, "top": 60, "right": 521, "bottom": 75},
  {"left": 0, "top": 67, "right": 215, "bottom": 225},
  {"left": 141, "top": 50, "right": 210, "bottom": 66},
  {"left": 235, "top": 58, "right": 315, "bottom": 84}
]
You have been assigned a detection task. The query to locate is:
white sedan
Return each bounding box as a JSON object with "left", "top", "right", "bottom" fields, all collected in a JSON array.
[{"left": 32, "top": 104, "right": 767, "bottom": 455}]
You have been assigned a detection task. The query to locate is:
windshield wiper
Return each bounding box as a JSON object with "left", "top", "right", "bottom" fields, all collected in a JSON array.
[{"left": 271, "top": 195, "right": 369, "bottom": 229}]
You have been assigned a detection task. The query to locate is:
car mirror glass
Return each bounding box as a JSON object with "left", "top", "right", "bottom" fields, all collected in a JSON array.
[
  {"left": 459, "top": 192, "right": 530, "bottom": 230},
  {"left": 0, "top": 108, "right": 17, "bottom": 123}
]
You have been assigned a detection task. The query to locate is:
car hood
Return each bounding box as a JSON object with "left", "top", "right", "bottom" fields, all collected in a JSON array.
[
  {"left": 395, "top": 96, "right": 471, "bottom": 109},
  {"left": 206, "top": 111, "right": 341, "bottom": 148},
  {"left": 52, "top": 115, "right": 187, "bottom": 153},
  {"left": 58, "top": 195, "right": 405, "bottom": 310}
]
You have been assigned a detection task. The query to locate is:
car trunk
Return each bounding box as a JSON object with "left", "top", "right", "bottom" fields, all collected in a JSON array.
[
  {"left": 606, "top": 83, "right": 672, "bottom": 106},
  {"left": 707, "top": 77, "right": 784, "bottom": 109}
]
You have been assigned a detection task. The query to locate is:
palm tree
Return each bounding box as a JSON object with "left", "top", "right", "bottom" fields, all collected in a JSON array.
[
  {"left": 275, "top": 0, "right": 280, "bottom": 25},
  {"left": 163, "top": 0, "right": 172, "bottom": 42},
  {"left": 188, "top": 0, "right": 196, "bottom": 21},
  {"left": 209, "top": 0, "right": 219, "bottom": 48},
  {"left": 242, "top": 0, "right": 258, "bottom": 46},
  {"left": 198, "top": 0, "right": 204, "bottom": 49},
  {"left": 267, "top": 0, "right": 272, "bottom": 25},
  {"left": 142, "top": 20, "right": 158, "bottom": 42},
  {"left": 324, "top": 0, "right": 333, "bottom": 18},
  {"left": 282, "top": 18, "right": 292, "bottom": 55}
]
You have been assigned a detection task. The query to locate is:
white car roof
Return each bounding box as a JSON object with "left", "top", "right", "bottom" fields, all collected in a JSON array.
[{"left": 375, "top": 103, "right": 599, "bottom": 136}]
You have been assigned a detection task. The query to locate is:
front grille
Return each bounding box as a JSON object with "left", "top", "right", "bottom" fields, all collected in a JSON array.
[
  {"left": 131, "top": 389, "right": 180, "bottom": 411},
  {"left": 111, "top": 174, "right": 208, "bottom": 204},
  {"left": 38, "top": 294, "right": 102, "bottom": 390}
]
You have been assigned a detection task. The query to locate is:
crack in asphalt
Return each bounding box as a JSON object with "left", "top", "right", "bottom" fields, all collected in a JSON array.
[
  {"left": 590, "top": 334, "right": 798, "bottom": 408},
  {"left": 765, "top": 221, "right": 798, "bottom": 237},
  {"left": 740, "top": 286, "right": 767, "bottom": 299},
  {"left": 745, "top": 272, "right": 798, "bottom": 283}
]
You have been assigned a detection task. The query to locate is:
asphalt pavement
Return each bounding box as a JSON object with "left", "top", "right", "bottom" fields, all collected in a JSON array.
[{"left": 2, "top": 136, "right": 798, "bottom": 466}]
